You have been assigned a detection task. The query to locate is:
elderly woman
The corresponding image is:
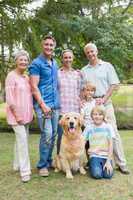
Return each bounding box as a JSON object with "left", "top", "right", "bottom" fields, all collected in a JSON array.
[
  {"left": 5, "top": 50, "right": 33, "bottom": 182},
  {"left": 57, "top": 49, "right": 81, "bottom": 154}
]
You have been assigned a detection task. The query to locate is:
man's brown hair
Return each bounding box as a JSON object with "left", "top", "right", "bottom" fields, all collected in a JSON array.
[{"left": 42, "top": 35, "right": 56, "bottom": 47}]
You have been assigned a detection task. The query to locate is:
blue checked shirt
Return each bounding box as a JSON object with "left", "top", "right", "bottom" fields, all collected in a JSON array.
[{"left": 29, "top": 54, "right": 60, "bottom": 109}]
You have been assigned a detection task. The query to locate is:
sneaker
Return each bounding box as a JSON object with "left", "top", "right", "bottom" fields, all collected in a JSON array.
[
  {"left": 13, "top": 168, "right": 19, "bottom": 172},
  {"left": 13, "top": 165, "right": 19, "bottom": 172},
  {"left": 39, "top": 168, "right": 49, "bottom": 177},
  {"left": 21, "top": 175, "right": 30, "bottom": 183},
  {"left": 118, "top": 166, "right": 130, "bottom": 175}
]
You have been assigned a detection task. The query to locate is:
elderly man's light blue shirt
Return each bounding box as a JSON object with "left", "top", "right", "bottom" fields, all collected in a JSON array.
[
  {"left": 81, "top": 60, "right": 120, "bottom": 97},
  {"left": 29, "top": 54, "right": 60, "bottom": 109}
]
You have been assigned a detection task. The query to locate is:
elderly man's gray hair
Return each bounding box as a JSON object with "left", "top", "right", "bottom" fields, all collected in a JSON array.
[
  {"left": 14, "top": 50, "right": 30, "bottom": 62},
  {"left": 84, "top": 42, "right": 98, "bottom": 53}
]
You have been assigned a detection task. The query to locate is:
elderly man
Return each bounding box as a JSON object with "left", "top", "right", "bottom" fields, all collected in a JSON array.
[
  {"left": 81, "top": 42, "right": 129, "bottom": 174},
  {"left": 29, "top": 35, "right": 60, "bottom": 177}
]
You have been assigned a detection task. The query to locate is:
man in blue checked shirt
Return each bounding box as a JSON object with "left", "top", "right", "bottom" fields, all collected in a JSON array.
[{"left": 29, "top": 35, "right": 60, "bottom": 177}]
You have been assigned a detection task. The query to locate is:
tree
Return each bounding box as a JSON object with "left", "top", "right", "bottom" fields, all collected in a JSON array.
[
  {"left": 0, "top": 0, "right": 35, "bottom": 100},
  {"left": 30, "top": 0, "right": 133, "bottom": 80},
  {"left": 0, "top": 0, "right": 133, "bottom": 101}
]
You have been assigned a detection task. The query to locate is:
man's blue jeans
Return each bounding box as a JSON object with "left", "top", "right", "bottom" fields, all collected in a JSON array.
[
  {"left": 89, "top": 157, "right": 113, "bottom": 179},
  {"left": 35, "top": 107, "right": 59, "bottom": 169}
]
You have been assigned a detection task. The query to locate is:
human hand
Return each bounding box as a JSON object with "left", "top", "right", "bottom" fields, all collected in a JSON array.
[
  {"left": 42, "top": 105, "right": 52, "bottom": 118},
  {"left": 80, "top": 99, "right": 86, "bottom": 108},
  {"left": 42, "top": 105, "right": 51, "bottom": 114},
  {"left": 103, "top": 160, "right": 113, "bottom": 175},
  {"left": 10, "top": 106, "right": 24, "bottom": 124},
  {"left": 15, "top": 116, "right": 24, "bottom": 125}
]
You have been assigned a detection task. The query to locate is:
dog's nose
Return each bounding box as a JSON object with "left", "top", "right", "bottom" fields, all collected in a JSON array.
[{"left": 69, "top": 122, "right": 74, "bottom": 128}]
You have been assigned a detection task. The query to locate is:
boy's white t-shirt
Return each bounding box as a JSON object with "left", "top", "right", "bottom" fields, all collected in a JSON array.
[{"left": 81, "top": 99, "right": 105, "bottom": 127}]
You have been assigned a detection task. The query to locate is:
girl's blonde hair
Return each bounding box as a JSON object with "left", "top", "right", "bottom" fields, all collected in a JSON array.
[
  {"left": 61, "top": 49, "right": 74, "bottom": 58},
  {"left": 82, "top": 82, "right": 96, "bottom": 100},
  {"left": 91, "top": 106, "right": 106, "bottom": 121}
]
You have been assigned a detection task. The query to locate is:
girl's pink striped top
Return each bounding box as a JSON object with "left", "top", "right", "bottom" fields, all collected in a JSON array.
[{"left": 5, "top": 71, "right": 33, "bottom": 125}]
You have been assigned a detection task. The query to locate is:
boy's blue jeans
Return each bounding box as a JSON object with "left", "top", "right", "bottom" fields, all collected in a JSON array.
[
  {"left": 89, "top": 157, "right": 113, "bottom": 179},
  {"left": 35, "top": 107, "right": 59, "bottom": 169}
]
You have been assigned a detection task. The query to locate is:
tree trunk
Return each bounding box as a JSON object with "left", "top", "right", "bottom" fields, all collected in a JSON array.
[{"left": 0, "top": 17, "right": 6, "bottom": 102}]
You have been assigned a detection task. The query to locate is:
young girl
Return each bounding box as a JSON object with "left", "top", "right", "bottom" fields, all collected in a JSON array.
[{"left": 83, "top": 106, "right": 114, "bottom": 179}]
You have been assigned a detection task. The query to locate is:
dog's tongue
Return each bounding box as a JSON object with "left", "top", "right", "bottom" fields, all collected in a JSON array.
[{"left": 69, "top": 128, "right": 75, "bottom": 133}]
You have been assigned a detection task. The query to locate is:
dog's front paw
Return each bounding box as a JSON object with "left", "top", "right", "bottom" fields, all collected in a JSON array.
[
  {"left": 54, "top": 168, "right": 60, "bottom": 173},
  {"left": 80, "top": 167, "right": 86, "bottom": 175},
  {"left": 66, "top": 172, "right": 73, "bottom": 179}
]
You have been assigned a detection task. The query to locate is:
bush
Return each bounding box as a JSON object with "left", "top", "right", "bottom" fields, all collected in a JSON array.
[
  {"left": 124, "top": 78, "right": 133, "bottom": 84},
  {"left": 115, "top": 109, "right": 133, "bottom": 129},
  {"left": 0, "top": 85, "right": 133, "bottom": 131}
]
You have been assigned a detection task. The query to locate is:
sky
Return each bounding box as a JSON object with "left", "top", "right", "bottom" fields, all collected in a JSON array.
[
  {"left": 27, "top": 0, "right": 130, "bottom": 12},
  {"left": 27, "top": 0, "right": 44, "bottom": 10}
]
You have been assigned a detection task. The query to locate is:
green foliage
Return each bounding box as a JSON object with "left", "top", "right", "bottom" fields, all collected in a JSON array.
[
  {"left": 0, "top": 0, "right": 35, "bottom": 93},
  {"left": 0, "top": 0, "right": 133, "bottom": 88},
  {"left": 28, "top": 0, "right": 133, "bottom": 80},
  {"left": 124, "top": 78, "right": 133, "bottom": 84},
  {"left": 112, "top": 85, "right": 133, "bottom": 129},
  {"left": 115, "top": 110, "right": 133, "bottom": 129}
]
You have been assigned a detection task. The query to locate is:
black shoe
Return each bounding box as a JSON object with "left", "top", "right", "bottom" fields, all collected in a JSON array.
[{"left": 118, "top": 166, "right": 130, "bottom": 175}]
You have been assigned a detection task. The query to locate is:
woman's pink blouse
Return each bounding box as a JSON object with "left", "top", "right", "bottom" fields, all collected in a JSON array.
[{"left": 5, "top": 71, "right": 33, "bottom": 125}]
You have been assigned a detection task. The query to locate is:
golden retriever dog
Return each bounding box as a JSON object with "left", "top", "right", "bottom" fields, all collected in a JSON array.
[{"left": 54, "top": 112, "right": 86, "bottom": 179}]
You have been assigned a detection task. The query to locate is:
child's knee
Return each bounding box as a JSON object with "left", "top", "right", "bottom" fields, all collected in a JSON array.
[{"left": 90, "top": 167, "right": 102, "bottom": 179}]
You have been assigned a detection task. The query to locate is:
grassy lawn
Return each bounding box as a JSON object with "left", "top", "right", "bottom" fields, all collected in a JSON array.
[{"left": 0, "top": 131, "right": 133, "bottom": 200}]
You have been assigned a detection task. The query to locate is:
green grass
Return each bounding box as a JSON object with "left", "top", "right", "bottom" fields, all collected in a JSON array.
[{"left": 0, "top": 131, "right": 133, "bottom": 200}]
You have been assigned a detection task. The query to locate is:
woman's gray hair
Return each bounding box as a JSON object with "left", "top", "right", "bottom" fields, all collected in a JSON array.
[
  {"left": 84, "top": 42, "right": 98, "bottom": 53},
  {"left": 14, "top": 50, "right": 30, "bottom": 62}
]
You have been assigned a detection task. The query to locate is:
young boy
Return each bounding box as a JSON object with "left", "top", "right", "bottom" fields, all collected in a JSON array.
[
  {"left": 83, "top": 106, "right": 114, "bottom": 179},
  {"left": 81, "top": 82, "right": 97, "bottom": 127}
]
